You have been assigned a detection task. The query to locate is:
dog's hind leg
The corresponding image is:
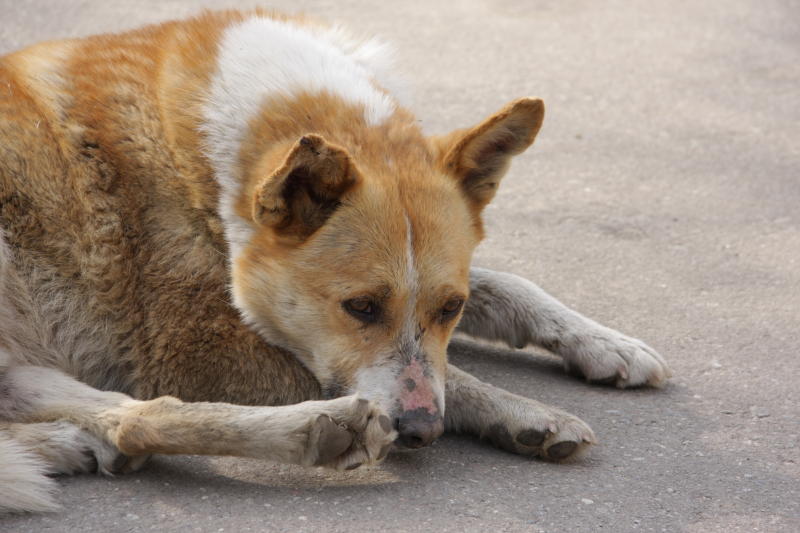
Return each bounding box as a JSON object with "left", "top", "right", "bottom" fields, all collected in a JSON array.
[
  {"left": 1, "top": 421, "right": 141, "bottom": 476},
  {"left": 0, "top": 389, "right": 145, "bottom": 513},
  {"left": 457, "top": 267, "right": 671, "bottom": 388},
  {"left": 0, "top": 432, "right": 60, "bottom": 513},
  {"left": 1, "top": 365, "right": 396, "bottom": 472},
  {"left": 444, "top": 364, "right": 595, "bottom": 461}
]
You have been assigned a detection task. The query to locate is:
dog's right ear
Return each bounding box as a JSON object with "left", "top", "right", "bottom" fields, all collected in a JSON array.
[
  {"left": 252, "top": 134, "right": 361, "bottom": 240},
  {"left": 432, "top": 98, "right": 544, "bottom": 214}
]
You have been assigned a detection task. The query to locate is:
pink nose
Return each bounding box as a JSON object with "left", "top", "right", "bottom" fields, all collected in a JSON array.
[
  {"left": 395, "top": 408, "right": 444, "bottom": 448},
  {"left": 397, "top": 359, "right": 438, "bottom": 411}
]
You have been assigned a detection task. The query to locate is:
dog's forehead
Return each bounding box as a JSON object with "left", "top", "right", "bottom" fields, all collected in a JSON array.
[
  {"left": 403, "top": 187, "right": 476, "bottom": 288},
  {"left": 307, "top": 175, "right": 475, "bottom": 291}
]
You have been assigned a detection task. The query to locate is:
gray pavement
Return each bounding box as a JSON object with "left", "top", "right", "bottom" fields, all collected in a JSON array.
[{"left": 1, "top": 1, "right": 799, "bottom": 532}]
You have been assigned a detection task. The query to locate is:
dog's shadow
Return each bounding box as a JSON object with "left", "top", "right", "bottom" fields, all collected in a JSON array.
[{"left": 447, "top": 336, "right": 572, "bottom": 384}]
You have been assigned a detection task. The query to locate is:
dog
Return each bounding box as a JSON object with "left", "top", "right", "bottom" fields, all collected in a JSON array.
[{"left": 0, "top": 9, "right": 671, "bottom": 513}]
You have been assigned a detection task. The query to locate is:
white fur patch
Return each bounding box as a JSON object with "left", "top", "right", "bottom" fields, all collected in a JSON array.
[
  {"left": 399, "top": 214, "right": 422, "bottom": 357},
  {"left": 404, "top": 215, "right": 418, "bottom": 295},
  {"left": 202, "top": 16, "right": 399, "bottom": 260},
  {"left": 353, "top": 361, "right": 398, "bottom": 415},
  {"left": 403, "top": 214, "right": 419, "bottom": 316}
]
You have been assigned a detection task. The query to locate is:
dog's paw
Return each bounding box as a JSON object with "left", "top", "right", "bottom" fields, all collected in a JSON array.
[
  {"left": 482, "top": 404, "right": 596, "bottom": 462},
  {"left": 38, "top": 421, "right": 147, "bottom": 476},
  {"left": 75, "top": 428, "right": 150, "bottom": 476},
  {"left": 305, "top": 395, "right": 397, "bottom": 471},
  {"left": 560, "top": 326, "right": 672, "bottom": 388}
]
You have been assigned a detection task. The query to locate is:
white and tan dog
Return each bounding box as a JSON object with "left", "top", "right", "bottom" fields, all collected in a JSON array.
[{"left": 0, "top": 9, "right": 671, "bottom": 513}]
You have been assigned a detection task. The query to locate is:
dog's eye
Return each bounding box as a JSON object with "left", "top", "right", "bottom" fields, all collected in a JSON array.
[
  {"left": 343, "top": 297, "right": 380, "bottom": 324},
  {"left": 440, "top": 298, "right": 464, "bottom": 321}
]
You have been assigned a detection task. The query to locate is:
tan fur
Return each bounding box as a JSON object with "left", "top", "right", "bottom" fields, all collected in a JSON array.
[{"left": 0, "top": 9, "right": 671, "bottom": 514}]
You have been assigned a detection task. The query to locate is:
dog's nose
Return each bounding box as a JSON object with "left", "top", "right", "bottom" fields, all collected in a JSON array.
[{"left": 395, "top": 408, "right": 444, "bottom": 449}]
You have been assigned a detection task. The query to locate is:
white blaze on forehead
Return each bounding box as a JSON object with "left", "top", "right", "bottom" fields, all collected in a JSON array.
[
  {"left": 404, "top": 214, "right": 419, "bottom": 295},
  {"left": 401, "top": 214, "right": 420, "bottom": 343},
  {"left": 202, "top": 16, "right": 399, "bottom": 259}
]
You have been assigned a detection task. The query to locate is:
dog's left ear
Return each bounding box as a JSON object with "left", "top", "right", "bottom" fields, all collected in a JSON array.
[
  {"left": 252, "top": 134, "right": 361, "bottom": 240},
  {"left": 433, "top": 97, "right": 544, "bottom": 212}
]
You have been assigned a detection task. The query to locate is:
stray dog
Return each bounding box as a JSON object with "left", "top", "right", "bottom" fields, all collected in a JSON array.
[{"left": 0, "top": 9, "right": 671, "bottom": 513}]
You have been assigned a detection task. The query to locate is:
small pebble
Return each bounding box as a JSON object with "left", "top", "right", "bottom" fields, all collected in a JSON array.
[{"left": 581, "top": 498, "right": 594, "bottom": 505}]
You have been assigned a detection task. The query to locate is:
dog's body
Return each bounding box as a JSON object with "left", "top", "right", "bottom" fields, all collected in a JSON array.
[{"left": 0, "top": 10, "right": 670, "bottom": 513}]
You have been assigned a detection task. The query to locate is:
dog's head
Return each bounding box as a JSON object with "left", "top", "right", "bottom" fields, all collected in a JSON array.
[{"left": 230, "top": 98, "right": 544, "bottom": 449}]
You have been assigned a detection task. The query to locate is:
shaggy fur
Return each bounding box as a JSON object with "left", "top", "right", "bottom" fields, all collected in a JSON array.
[{"left": 0, "top": 9, "right": 670, "bottom": 513}]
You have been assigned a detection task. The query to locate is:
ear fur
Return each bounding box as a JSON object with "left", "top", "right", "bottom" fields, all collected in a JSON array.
[
  {"left": 253, "top": 134, "right": 360, "bottom": 239},
  {"left": 435, "top": 97, "right": 544, "bottom": 210}
]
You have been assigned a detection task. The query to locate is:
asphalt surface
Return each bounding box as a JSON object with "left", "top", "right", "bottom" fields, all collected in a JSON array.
[{"left": 1, "top": 1, "right": 799, "bottom": 532}]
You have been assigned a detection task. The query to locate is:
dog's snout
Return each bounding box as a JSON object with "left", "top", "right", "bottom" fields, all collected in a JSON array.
[{"left": 395, "top": 408, "right": 444, "bottom": 449}]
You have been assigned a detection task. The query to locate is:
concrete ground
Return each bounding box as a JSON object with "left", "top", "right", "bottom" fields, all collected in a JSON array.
[{"left": 1, "top": 0, "right": 798, "bottom": 531}]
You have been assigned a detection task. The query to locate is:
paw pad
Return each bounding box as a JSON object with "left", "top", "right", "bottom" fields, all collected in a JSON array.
[
  {"left": 544, "top": 441, "right": 578, "bottom": 460},
  {"left": 515, "top": 428, "right": 548, "bottom": 447}
]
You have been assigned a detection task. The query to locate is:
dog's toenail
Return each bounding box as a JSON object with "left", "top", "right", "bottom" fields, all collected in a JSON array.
[{"left": 345, "top": 462, "right": 362, "bottom": 470}]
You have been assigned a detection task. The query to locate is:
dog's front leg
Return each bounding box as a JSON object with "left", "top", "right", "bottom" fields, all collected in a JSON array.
[
  {"left": 445, "top": 364, "right": 595, "bottom": 460},
  {"left": 107, "top": 395, "right": 396, "bottom": 470},
  {"left": 3, "top": 366, "right": 395, "bottom": 471},
  {"left": 458, "top": 267, "right": 672, "bottom": 387}
]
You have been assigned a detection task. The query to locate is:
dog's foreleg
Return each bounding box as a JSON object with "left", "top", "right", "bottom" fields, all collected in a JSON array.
[
  {"left": 107, "top": 395, "right": 395, "bottom": 470},
  {"left": 445, "top": 364, "right": 595, "bottom": 461},
  {"left": 1, "top": 365, "right": 395, "bottom": 471},
  {"left": 458, "top": 267, "right": 671, "bottom": 387}
]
